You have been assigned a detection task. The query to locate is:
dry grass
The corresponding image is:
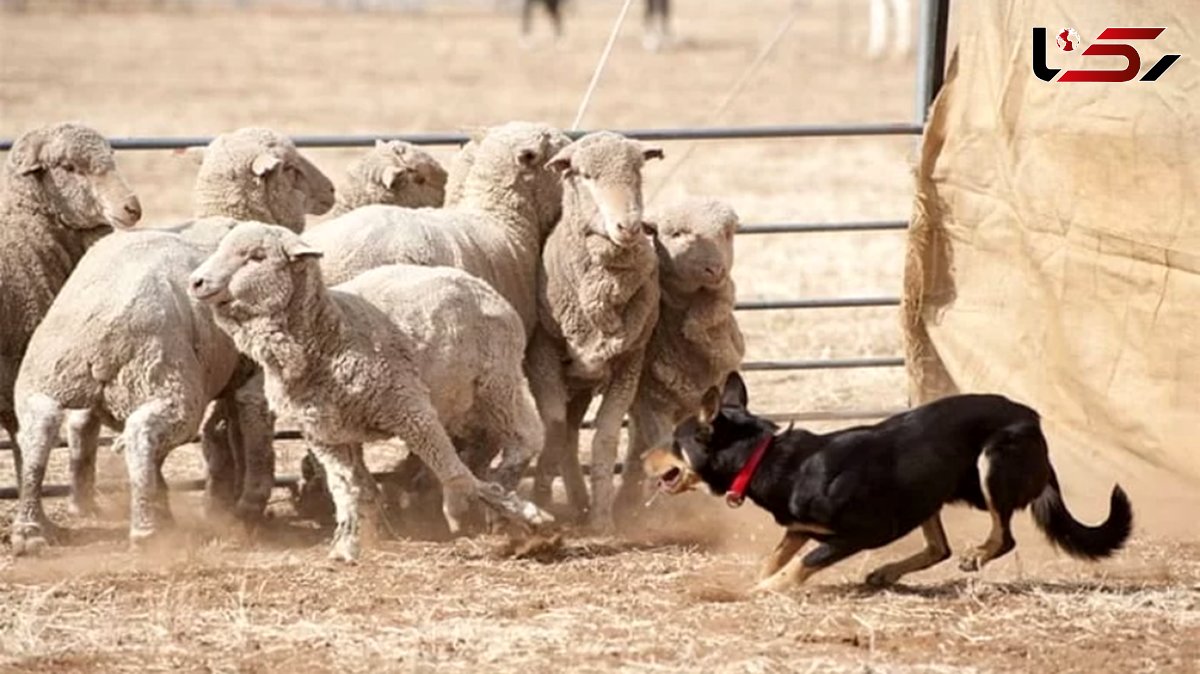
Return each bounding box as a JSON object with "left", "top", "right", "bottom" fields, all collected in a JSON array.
[{"left": 1, "top": 1, "right": 1199, "bottom": 671}]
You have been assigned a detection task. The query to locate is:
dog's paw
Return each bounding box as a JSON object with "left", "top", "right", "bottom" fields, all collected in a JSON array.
[
  {"left": 749, "top": 578, "right": 788, "bottom": 597},
  {"left": 864, "top": 568, "right": 900, "bottom": 588},
  {"left": 958, "top": 549, "right": 987, "bottom": 572}
]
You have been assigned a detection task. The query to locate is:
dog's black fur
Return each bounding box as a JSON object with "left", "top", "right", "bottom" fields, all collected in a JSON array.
[{"left": 649, "top": 373, "right": 1133, "bottom": 587}]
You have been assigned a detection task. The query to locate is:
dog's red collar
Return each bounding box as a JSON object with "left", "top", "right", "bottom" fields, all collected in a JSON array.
[{"left": 725, "top": 433, "right": 773, "bottom": 508}]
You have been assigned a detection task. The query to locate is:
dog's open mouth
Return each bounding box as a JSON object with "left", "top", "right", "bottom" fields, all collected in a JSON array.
[{"left": 658, "top": 466, "right": 684, "bottom": 493}]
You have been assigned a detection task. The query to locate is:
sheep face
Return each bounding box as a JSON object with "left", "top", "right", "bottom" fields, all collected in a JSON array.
[
  {"left": 650, "top": 200, "right": 739, "bottom": 293},
  {"left": 5, "top": 123, "right": 142, "bottom": 230},
  {"left": 189, "top": 221, "right": 323, "bottom": 321},
  {"left": 463, "top": 121, "right": 569, "bottom": 237},
  {"left": 548, "top": 131, "right": 663, "bottom": 247},
  {"left": 349, "top": 140, "right": 447, "bottom": 209},
  {"left": 193, "top": 128, "right": 337, "bottom": 231}
]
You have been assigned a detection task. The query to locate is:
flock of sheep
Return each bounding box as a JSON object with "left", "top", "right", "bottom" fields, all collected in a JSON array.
[{"left": 0, "top": 121, "right": 744, "bottom": 560}]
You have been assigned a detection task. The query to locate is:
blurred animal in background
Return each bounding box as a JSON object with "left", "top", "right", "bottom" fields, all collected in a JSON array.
[
  {"left": 521, "top": 0, "right": 566, "bottom": 45},
  {"left": 643, "top": 0, "right": 671, "bottom": 51},
  {"left": 866, "top": 0, "right": 912, "bottom": 59}
]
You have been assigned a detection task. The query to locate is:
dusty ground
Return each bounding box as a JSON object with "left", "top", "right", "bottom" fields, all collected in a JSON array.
[{"left": 1, "top": 1, "right": 1198, "bottom": 672}]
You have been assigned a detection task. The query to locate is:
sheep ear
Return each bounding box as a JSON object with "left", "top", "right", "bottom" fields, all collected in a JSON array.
[
  {"left": 251, "top": 153, "right": 283, "bottom": 177},
  {"left": 641, "top": 145, "right": 665, "bottom": 162},
  {"left": 720, "top": 372, "right": 749, "bottom": 410},
  {"left": 282, "top": 235, "right": 323, "bottom": 262},
  {"left": 378, "top": 165, "right": 404, "bottom": 189},
  {"left": 546, "top": 145, "right": 574, "bottom": 174},
  {"left": 467, "top": 127, "right": 488, "bottom": 144},
  {"left": 699, "top": 386, "right": 722, "bottom": 424},
  {"left": 9, "top": 130, "right": 46, "bottom": 175}
]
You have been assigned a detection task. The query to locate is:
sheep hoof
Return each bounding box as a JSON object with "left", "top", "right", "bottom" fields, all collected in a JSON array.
[
  {"left": 475, "top": 482, "right": 555, "bottom": 529},
  {"left": 128, "top": 528, "right": 163, "bottom": 553},
  {"left": 328, "top": 538, "right": 360, "bottom": 564},
  {"left": 10, "top": 525, "right": 49, "bottom": 557}
]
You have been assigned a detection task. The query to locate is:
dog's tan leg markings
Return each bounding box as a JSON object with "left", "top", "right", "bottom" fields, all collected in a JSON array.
[
  {"left": 788, "top": 522, "right": 835, "bottom": 536},
  {"left": 759, "top": 531, "right": 809, "bottom": 581},
  {"left": 960, "top": 450, "right": 1016, "bottom": 572},
  {"left": 751, "top": 553, "right": 824, "bottom": 595},
  {"left": 865, "top": 512, "right": 951, "bottom": 587},
  {"left": 959, "top": 506, "right": 1015, "bottom": 571}
]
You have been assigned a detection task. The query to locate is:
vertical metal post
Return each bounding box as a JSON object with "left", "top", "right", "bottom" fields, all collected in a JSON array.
[{"left": 914, "top": 0, "right": 951, "bottom": 122}]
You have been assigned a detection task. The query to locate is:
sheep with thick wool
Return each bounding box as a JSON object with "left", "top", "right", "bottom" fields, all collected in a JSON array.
[
  {"left": 298, "top": 263, "right": 548, "bottom": 529},
  {"left": 9, "top": 129, "right": 336, "bottom": 552},
  {"left": 614, "top": 199, "right": 745, "bottom": 514},
  {"left": 526, "top": 131, "right": 664, "bottom": 532},
  {"left": 302, "top": 121, "right": 569, "bottom": 337},
  {"left": 0, "top": 122, "right": 141, "bottom": 482},
  {"left": 329, "top": 140, "right": 447, "bottom": 216},
  {"left": 189, "top": 222, "right": 550, "bottom": 561}
]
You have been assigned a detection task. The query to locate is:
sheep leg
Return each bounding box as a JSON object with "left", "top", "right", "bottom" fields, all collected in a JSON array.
[
  {"left": 232, "top": 365, "right": 275, "bottom": 522},
  {"left": 1, "top": 410, "right": 21, "bottom": 490},
  {"left": 558, "top": 391, "right": 592, "bottom": 522},
  {"left": 386, "top": 390, "right": 550, "bottom": 533},
  {"left": 481, "top": 374, "right": 546, "bottom": 492},
  {"left": 153, "top": 450, "right": 175, "bottom": 527},
  {"left": 297, "top": 449, "right": 335, "bottom": 524},
  {"left": 10, "top": 395, "right": 64, "bottom": 556},
  {"left": 350, "top": 444, "right": 387, "bottom": 544},
  {"left": 589, "top": 352, "right": 644, "bottom": 534},
  {"left": 528, "top": 332, "right": 570, "bottom": 507},
  {"left": 308, "top": 441, "right": 363, "bottom": 562},
  {"left": 200, "top": 398, "right": 238, "bottom": 514},
  {"left": 121, "top": 398, "right": 198, "bottom": 547},
  {"left": 615, "top": 404, "right": 670, "bottom": 519},
  {"left": 66, "top": 409, "right": 102, "bottom": 517}
]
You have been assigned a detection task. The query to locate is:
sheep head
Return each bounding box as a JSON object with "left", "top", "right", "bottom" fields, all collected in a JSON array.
[
  {"left": 648, "top": 199, "right": 739, "bottom": 293},
  {"left": 189, "top": 220, "right": 323, "bottom": 323},
  {"left": 3, "top": 122, "right": 142, "bottom": 230},
  {"left": 453, "top": 121, "right": 570, "bottom": 238},
  {"left": 338, "top": 140, "right": 447, "bottom": 211},
  {"left": 191, "top": 128, "right": 336, "bottom": 232},
  {"left": 548, "top": 131, "right": 663, "bottom": 248}
]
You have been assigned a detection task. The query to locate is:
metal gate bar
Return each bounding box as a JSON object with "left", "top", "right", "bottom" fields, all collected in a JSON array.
[
  {"left": 739, "top": 220, "right": 908, "bottom": 235},
  {"left": 0, "top": 122, "right": 923, "bottom": 152}
]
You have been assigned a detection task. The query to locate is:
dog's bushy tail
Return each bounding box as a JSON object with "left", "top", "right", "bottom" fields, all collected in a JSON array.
[{"left": 1031, "top": 469, "right": 1132, "bottom": 559}]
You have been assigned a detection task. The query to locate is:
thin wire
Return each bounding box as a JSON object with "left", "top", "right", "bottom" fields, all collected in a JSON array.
[
  {"left": 648, "top": 5, "right": 802, "bottom": 203},
  {"left": 571, "top": 0, "right": 638, "bottom": 131}
]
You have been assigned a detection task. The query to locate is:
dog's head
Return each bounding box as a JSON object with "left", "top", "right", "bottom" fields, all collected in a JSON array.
[{"left": 643, "top": 372, "right": 778, "bottom": 497}]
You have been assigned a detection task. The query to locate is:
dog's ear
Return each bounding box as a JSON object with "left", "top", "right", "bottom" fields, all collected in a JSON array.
[
  {"left": 699, "top": 386, "right": 722, "bottom": 424},
  {"left": 720, "top": 372, "right": 748, "bottom": 410}
]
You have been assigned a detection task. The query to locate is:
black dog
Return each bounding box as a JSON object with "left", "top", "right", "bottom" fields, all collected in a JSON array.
[{"left": 643, "top": 373, "right": 1133, "bottom": 592}]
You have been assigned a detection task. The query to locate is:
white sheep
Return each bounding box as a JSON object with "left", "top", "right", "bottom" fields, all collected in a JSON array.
[
  {"left": 526, "top": 131, "right": 664, "bottom": 533},
  {"left": 9, "top": 224, "right": 248, "bottom": 554},
  {"left": 298, "top": 264, "right": 547, "bottom": 530},
  {"left": 329, "top": 140, "right": 447, "bottom": 216},
  {"left": 192, "top": 127, "right": 335, "bottom": 230},
  {"left": 302, "top": 121, "right": 570, "bottom": 337},
  {"left": 0, "top": 122, "right": 141, "bottom": 483},
  {"left": 614, "top": 199, "right": 745, "bottom": 515},
  {"left": 187, "top": 127, "right": 338, "bottom": 514},
  {"left": 189, "top": 222, "right": 550, "bottom": 561},
  {"left": 9, "top": 129, "right": 336, "bottom": 552}
]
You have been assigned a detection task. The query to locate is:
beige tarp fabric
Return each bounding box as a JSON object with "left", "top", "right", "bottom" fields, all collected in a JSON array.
[{"left": 905, "top": 0, "right": 1200, "bottom": 531}]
